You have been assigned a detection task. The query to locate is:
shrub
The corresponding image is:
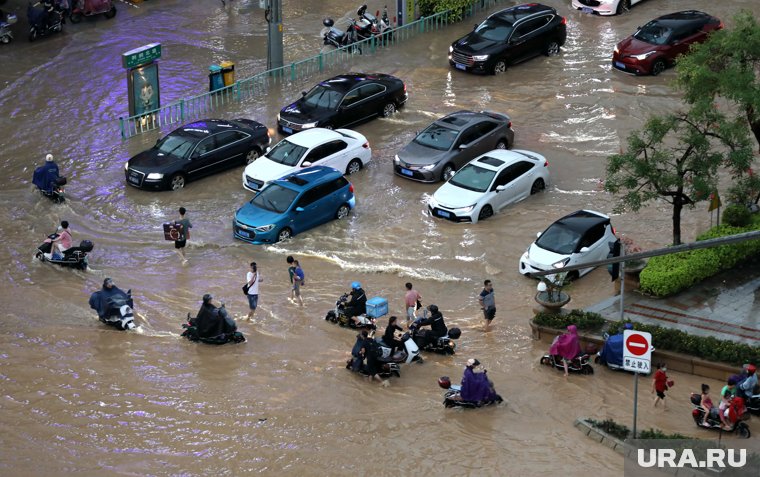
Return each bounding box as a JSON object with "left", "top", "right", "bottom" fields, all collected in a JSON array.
[
  {"left": 587, "top": 419, "right": 630, "bottom": 441},
  {"left": 639, "top": 214, "right": 760, "bottom": 296},
  {"left": 723, "top": 204, "right": 752, "bottom": 227},
  {"left": 533, "top": 309, "right": 606, "bottom": 331},
  {"left": 638, "top": 428, "right": 688, "bottom": 439},
  {"left": 417, "top": 0, "right": 476, "bottom": 18},
  {"left": 607, "top": 321, "right": 760, "bottom": 366}
]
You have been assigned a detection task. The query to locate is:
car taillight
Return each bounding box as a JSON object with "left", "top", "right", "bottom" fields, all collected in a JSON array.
[
  {"left": 362, "top": 141, "right": 369, "bottom": 149},
  {"left": 403, "top": 83, "right": 406, "bottom": 92},
  {"left": 543, "top": 160, "right": 549, "bottom": 167},
  {"left": 561, "top": 16, "right": 567, "bottom": 25},
  {"left": 507, "top": 121, "right": 512, "bottom": 129},
  {"left": 349, "top": 183, "right": 354, "bottom": 193},
  {"left": 612, "top": 226, "right": 617, "bottom": 235}
]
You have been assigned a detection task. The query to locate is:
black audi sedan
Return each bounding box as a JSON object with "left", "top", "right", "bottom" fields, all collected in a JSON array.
[
  {"left": 277, "top": 73, "right": 407, "bottom": 134},
  {"left": 125, "top": 119, "right": 271, "bottom": 191},
  {"left": 449, "top": 3, "right": 566, "bottom": 75}
]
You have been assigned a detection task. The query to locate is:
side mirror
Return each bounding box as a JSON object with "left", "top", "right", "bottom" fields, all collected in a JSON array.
[
  {"left": 458, "top": 143, "right": 469, "bottom": 150},
  {"left": 295, "top": 207, "right": 305, "bottom": 213},
  {"left": 536, "top": 231, "right": 542, "bottom": 238},
  {"left": 495, "top": 185, "right": 506, "bottom": 192},
  {"left": 473, "top": 23, "right": 477, "bottom": 30},
  {"left": 301, "top": 161, "right": 312, "bottom": 167},
  {"left": 580, "top": 246, "right": 590, "bottom": 253},
  {"left": 301, "top": 91, "right": 307, "bottom": 96},
  {"left": 191, "top": 151, "right": 200, "bottom": 160}
]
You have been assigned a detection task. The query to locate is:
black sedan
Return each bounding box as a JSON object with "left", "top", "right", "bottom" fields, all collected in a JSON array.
[
  {"left": 125, "top": 119, "right": 271, "bottom": 191},
  {"left": 277, "top": 73, "right": 407, "bottom": 134}
]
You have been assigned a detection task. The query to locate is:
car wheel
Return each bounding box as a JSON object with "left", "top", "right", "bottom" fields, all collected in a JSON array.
[
  {"left": 491, "top": 60, "right": 507, "bottom": 75},
  {"left": 245, "top": 148, "right": 261, "bottom": 165},
  {"left": 495, "top": 139, "right": 508, "bottom": 150},
  {"left": 105, "top": 6, "right": 117, "bottom": 19},
  {"left": 616, "top": 0, "right": 630, "bottom": 15},
  {"left": 277, "top": 228, "right": 292, "bottom": 243},
  {"left": 381, "top": 102, "right": 396, "bottom": 118},
  {"left": 478, "top": 205, "right": 493, "bottom": 221},
  {"left": 323, "top": 124, "right": 334, "bottom": 130},
  {"left": 545, "top": 41, "right": 560, "bottom": 57},
  {"left": 169, "top": 174, "right": 186, "bottom": 191},
  {"left": 346, "top": 159, "right": 362, "bottom": 175},
  {"left": 530, "top": 178, "right": 545, "bottom": 195},
  {"left": 567, "top": 271, "right": 580, "bottom": 281},
  {"left": 335, "top": 204, "right": 350, "bottom": 219},
  {"left": 651, "top": 59, "right": 666, "bottom": 76},
  {"left": 70, "top": 12, "right": 83, "bottom": 23},
  {"left": 738, "top": 423, "right": 751, "bottom": 439},
  {"left": 441, "top": 164, "right": 456, "bottom": 182}
]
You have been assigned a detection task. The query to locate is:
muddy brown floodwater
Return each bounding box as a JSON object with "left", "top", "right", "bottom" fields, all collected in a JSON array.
[{"left": 1, "top": 0, "right": 759, "bottom": 475}]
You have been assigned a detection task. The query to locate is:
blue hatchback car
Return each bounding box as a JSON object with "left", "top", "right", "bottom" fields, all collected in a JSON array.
[{"left": 233, "top": 166, "right": 356, "bottom": 244}]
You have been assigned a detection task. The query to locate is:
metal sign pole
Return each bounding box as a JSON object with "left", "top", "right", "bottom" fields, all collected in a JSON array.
[
  {"left": 619, "top": 248, "right": 625, "bottom": 320},
  {"left": 632, "top": 372, "right": 639, "bottom": 439}
]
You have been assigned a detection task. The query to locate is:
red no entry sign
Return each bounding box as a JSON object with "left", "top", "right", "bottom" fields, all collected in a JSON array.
[{"left": 625, "top": 333, "right": 649, "bottom": 356}]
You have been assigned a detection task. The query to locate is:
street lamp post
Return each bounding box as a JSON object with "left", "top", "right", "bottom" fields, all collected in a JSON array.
[{"left": 265, "top": 0, "right": 284, "bottom": 71}]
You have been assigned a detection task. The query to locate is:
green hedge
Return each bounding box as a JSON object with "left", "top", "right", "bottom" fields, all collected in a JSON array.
[
  {"left": 608, "top": 321, "right": 760, "bottom": 366},
  {"left": 639, "top": 214, "right": 760, "bottom": 297},
  {"left": 533, "top": 309, "right": 606, "bottom": 331},
  {"left": 587, "top": 419, "right": 688, "bottom": 440}
]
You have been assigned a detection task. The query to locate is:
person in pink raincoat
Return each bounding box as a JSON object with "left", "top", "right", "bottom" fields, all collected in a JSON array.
[{"left": 549, "top": 324, "right": 581, "bottom": 376}]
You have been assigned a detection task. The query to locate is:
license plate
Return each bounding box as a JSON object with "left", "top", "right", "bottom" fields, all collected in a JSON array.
[
  {"left": 455, "top": 63, "right": 466, "bottom": 71},
  {"left": 581, "top": 7, "right": 593, "bottom": 14},
  {"left": 436, "top": 209, "right": 451, "bottom": 218},
  {"left": 238, "top": 230, "right": 250, "bottom": 238},
  {"left": 400, "top": 168, "right": 413, "bottom": 177},
  {"left": 128, "top": 175, "right": 140, "bottom": 184},
  {"left": 615, "top": 61, "right": 626, "bottom": 70},
  {"left": 282, "top": 126, "right": 293, "bottom": 134}
]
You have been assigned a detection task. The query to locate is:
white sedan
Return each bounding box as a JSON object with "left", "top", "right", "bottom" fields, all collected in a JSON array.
[
  {"left": 427, "top": 149, "right": 549, "bottom": 223},
  {"left": 242, "top": 128, "right": 371, "bottom": 192},
  {"left": 571, "top": 0, "right": 642, "bottom": 16}
]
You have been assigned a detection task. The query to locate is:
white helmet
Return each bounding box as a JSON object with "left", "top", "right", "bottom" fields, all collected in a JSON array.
[{"left": 45, "top": 154, "right": 54, "bottom": 162}]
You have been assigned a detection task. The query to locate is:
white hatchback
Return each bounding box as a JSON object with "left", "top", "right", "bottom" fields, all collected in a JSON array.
[
  {"left": 242, "top": 128, "right": 371, "bottom": 192},
  {"left": 427, "top": 149, "right": 549, "bottom": 223}
]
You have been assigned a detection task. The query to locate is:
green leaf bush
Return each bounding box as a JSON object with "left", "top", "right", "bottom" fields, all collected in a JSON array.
[
  {"left": 723, "top": 204, "right": 752, "bottom": 227},
  {"left": 607, "top": 321, "right": 760, "bottom": 366},
  {"left": 533, "top": 309, "right": 606, "bottom": 331},
  {"left": 639, "top": 214, "right": 760, "bottom": 297}
]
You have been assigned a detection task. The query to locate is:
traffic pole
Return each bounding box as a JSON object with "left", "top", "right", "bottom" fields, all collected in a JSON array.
[{"left": 632, "top": 371, "right": 638, "bottom": 439}]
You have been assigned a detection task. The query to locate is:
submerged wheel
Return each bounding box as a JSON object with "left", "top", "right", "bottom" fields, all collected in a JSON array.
[
  {"left": 245, "top": 148, "right": 261, "bottom": 164},
  {"left": 1, "top": 35, "right": 9, "bottom": 44},
  {"left": 70, "top": 12, "right": 83, "bottom": 23},
  {"left": 491, "top": 60, "right": 507, "bottom": 75},
  {"left": 495, "top": 139, "right": 508, "bottom": 150},
  {"left": 346, "top": 159, "right": 362, "bottom": 175},
  {"left": 478, "top": 205, "right": 493, "bottom": 221},
  {"left": 540, "top": 356, "right": 550, "bottom": 366},
  {"left": 616, "top": 0, "right": 630, "bottom": 15},
  {"left": 651, "top": 59, "right": 666, "bottom": 76},
  {"left": 738, "top": 423, "right": 751, "bottom": 439},
  {"left": 582, "top": 365, "right": 594, "bottom": 375},
  {"left": 104, "top": 6, "right": 117, "bottom": 19},
  {"left": 530, "top": 179, "right": 545, "bottom": 195},
  {"left": 441, "top": 164, "right": 455, "bottom": 182},
  {"left": 545, "top": 41, "right": 560, "bottom": 57},
  {"left": 381, "top": 102, "right": 396, "bottom": 118},
  {"left": 169, "top": 174, "right": 186, "bottom": 190},
  {"left": 276, "top": 228, "right": 292, "bottom": 243},
  {"left": 335, "top": 204, "right": 350, "bottom": 220}
]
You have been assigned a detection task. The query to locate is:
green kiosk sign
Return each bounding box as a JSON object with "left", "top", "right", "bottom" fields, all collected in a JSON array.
[{"left": 122, "top": 43, "right": 162, "bottom": 69}]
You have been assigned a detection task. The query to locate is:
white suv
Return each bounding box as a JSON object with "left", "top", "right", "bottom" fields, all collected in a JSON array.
[{"left": 242, "top": 128, "right": 371, "bottom": 192}]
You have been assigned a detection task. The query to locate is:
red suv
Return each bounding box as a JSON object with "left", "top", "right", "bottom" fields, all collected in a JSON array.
[{"left": 612, "top": 10, "right": 722, "bottom": 76}]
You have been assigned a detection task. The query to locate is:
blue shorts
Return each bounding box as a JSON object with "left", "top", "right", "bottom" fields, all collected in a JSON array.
[{"left": 247, "top": 294, "right": 259, "bottom": 310}]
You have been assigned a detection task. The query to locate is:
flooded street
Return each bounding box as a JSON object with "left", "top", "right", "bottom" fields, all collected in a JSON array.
[{"left": 1, "top": 0, "right": 759, "bottom": 474}]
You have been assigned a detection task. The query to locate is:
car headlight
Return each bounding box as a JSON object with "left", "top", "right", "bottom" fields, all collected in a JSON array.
[
  {"left": 471, "top": 54, "right": 489, "bottom": 62},
  {"left": 277, "top": 113, "right": 281, "bottom": 122},
  {"left": 124, "top": 162, "right": 129, "bottom": 171},
  {"left": 451, "top": 204, "right": 476, "bottom": 213},
  {"left": 613, "top": 45, "right": 619, "bottom": 54},
  {"left": 553, "top": 258, "right": 571, "bottom": 268},
  {"left": 146, "top": 173, "right": 164, "bottom": 180},
  {"left": 633, "top": 51, "right": 656, "bottom": 60},
  {"left": 449, "top": 45, "right": 453, "bottom": 53},
  {"left": 393, "top": 155, "right": 400, "bottom": 165},
  {"left": 420, "top": 163, "right": 437, "bottom": 171},
  {"left": 301, "top": 121, "right": 318, "bottom": 129},
  {"left": 254, "top": 224, "right": 275, "bottom": 232}
]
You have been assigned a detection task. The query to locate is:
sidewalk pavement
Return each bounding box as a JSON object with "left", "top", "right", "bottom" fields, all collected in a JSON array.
[{"left": 585, "top": 259, "right": 760, "bottom": 345}]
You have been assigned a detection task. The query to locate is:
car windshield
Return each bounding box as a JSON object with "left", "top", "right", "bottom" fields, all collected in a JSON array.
[
  {"left": 535, "top": 223, "right": 582, "bottom": 255},
  {"left": 266, "top": 140, "right": 307, "bottom": 166},
  {"left": 633, "top": 21, "right": 673, "bottom": 45},
  {"left": 250, "top": 183, "right": 299, "bottom": 214},
  {"left": 474, "top": 18, "right": 513, "bottom": 42},
  {"left": 303, "top": 85, "right": 343, "bottom": 110},
  {"left": 447, "top": 164, "right": 496, "bottom": 193},
  {"left": 155, "top": 134, "right": 195, "bottom": 159},
  {"left": 413, "top": 123, "right": 459, "bottom": 151}
]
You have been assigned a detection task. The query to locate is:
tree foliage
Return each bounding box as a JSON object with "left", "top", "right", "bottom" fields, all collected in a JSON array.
[
  {"left": 417, "top": 0, "right": 476, "bottom": 20},
  {"left": 604, "top": 110, "right": 753, "bottom": 245},
  {"left": 675, "top": 10, "right": 760, "bottom": 152}
]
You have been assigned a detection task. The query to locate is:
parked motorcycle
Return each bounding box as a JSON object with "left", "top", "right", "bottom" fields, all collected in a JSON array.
[
  {"left": 28, "top": 1, "right": 63, "bottom": 42},
  {"left": 356, "top": 4, "right": 393, "bottom": 43},
  {"left": 69, "top": 0, "right": 116, "bottom": 24},
  {"left": 438, "top": 376, "right": 503, "bottom": 409},
  {"left": 35, "top": 234, "right": 92, "bottom": 270},
  {"left": 690, "top": 393, "right": 751, "bottom": 438},
  {"left": 322, "top": 17, "right": 362, "bottom": 53},
  {"left": 409, "top": 316, "right": 460, "bottom": 354},
  {"left": 324, "top": 293, "right": 376, "bottom": 330},
  {"left": 540, "top": 353, "right": 594, "bottom": 374},
  {"left": 0, "top": 10, "right": 17, "bottom": 44}
]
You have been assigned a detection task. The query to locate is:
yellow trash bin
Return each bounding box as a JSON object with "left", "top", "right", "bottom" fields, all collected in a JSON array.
[{"left": 220, "top": 61, "right": 235, "bottom": 86}]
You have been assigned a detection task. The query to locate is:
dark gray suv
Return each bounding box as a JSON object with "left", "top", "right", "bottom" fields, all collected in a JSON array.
[
  {"left": 449, "top": 3, "right": 567, "bottom": 75},
  {"left": 393, "top": 110, "right": 514, "bottom": 182}
]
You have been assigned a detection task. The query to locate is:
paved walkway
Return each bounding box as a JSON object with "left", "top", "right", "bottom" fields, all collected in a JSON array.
[{"left": 585, "top": 259, "right": 760, "bottom": 345}]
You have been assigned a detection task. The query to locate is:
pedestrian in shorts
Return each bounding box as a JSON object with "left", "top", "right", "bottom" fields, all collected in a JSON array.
[
  {"left": 404, "top": 282, "right": 422, "bottom": 323},
  {"left": 478, "top": 279, "right": 496, "bottom": 332},
  {"left": 287, "top": 255, "right": 304, "bottom": 306},
  {"left": 245, "top": 262, "right": 262, "bottom": 320}
]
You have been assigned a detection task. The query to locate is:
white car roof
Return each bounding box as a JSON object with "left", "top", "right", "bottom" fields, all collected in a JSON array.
[
  {"left": 284, "top": 128, "right": 364, "bottom": 148},
  {"left": 469, "top": 149, "right": 546, "bottom": 172}
]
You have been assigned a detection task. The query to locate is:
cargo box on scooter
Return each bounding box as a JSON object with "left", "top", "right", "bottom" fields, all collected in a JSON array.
[{"left": 366, "top": 297, "right": 388, "bottom": 318}]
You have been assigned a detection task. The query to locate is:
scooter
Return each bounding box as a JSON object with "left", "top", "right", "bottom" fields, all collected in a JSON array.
[
  {"left": 0, "top": 11, "right": 17, "bottom": 44},
  {"left": 356, "top": 4, "right": 393, "bottom": 43},
  {"left": 409, "top": 316, "right": 461, "bottom": 355},
  {"left": 690, "top": 393, "right": 751, "bottom": 438},
  {"left": 100, "top": 290, "right": 136, "bottom": 331},
  {"left": 28, "top": 1, "right": 63, "bottom": 42},
  {"left": 322, "top": 17, "right": 362, "bottom": 53},
  {"left": 181, "top": 312, "right": 246, "bottom": 345},
  {"left": 37, "top": 177, "right": 66, "bottom": 203},
  {"left": 35, "top": 235, "right": 92, "bottom": 270},
  {"left": 438, "top": 376, "right": 503, "bottom": 408},
  {"left": 596, "top": 331, "right": 654, "bottom": 374},
  {"left": 324, "top": 293, "right": 376, "bottom": 330},
  {"left": 69, "top": 0, "right": 116, "bottom": 24},
  {"left": 540, "top": 353, "right": 594, "bottom": 374}
]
